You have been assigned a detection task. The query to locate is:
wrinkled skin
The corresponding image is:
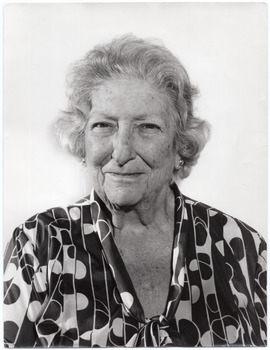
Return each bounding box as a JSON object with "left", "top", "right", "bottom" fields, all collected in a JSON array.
[{"left": 84, "top": 78, "right": 180, "bottom": 225}]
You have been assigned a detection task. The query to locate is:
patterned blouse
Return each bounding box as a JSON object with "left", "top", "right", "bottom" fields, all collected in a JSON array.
[{"left": 4, "top": 183, "right": 267, "bottom": 347}]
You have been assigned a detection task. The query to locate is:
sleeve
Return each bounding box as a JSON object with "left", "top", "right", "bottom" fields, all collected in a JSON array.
[
  {"left": 253, "top": 236, "right": 267, "bottom": 344},
  {"left": 3, "top": 225, "right": 48, "bottom": 347}
]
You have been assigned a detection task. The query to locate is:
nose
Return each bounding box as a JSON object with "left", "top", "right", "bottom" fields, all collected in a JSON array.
[{"left": 112, "top": 126, "right": 136, "bottom": 165}]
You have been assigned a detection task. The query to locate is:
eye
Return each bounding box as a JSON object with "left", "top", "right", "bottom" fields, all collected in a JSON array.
[
  {"left": 90, "top": 122, "right": 115, "bottom": 135},
  {"left": 140, "top": 123, "right": 161, "bottom": 133},
  {"left": 92, "top": 122, "right": 110, "bottom": 128}
]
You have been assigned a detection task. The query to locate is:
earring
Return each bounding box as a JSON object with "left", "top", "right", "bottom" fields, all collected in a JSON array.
[
  {"left": 175, "top": 158, "right": 184, "bottom": 170},
  {"left": 81, "top": 158, "right": 86, "bottom": 166}
]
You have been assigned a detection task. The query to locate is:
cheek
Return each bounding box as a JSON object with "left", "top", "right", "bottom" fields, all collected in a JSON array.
[
  {"left": 85, "top": 136, "right": 112, "bottom": 167},
  {"left": 144, "top": 141, "right": 175, "bottom": 168}
]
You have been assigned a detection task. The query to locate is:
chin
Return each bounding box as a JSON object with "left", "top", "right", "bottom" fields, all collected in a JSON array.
[
  {"left": 104, "top": 190, "right": 141, "bottom": 208},
  {"left": 102, "top": 179, "right": 143, "bottom": 207}
]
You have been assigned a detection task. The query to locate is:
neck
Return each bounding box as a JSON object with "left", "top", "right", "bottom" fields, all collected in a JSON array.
[{"left": 109, "top": 185, "right": 175, "bottom": 232}]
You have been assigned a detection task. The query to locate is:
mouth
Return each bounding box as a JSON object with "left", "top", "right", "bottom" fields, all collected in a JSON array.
[
  {"left": 105, "top": 172, "right": 144, "bottom": 180},
  {"left": 106, "top": 172, "right": 143, "bottom": 177}
]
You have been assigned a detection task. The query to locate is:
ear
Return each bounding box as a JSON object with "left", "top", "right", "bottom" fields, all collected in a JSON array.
[{"left": 174, "top": 153, "right": 182, "bottom": 170}]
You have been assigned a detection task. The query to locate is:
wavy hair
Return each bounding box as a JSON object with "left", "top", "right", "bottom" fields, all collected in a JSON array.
[{"left": 55, "top": 34, "right": 210, "bottom": 179}]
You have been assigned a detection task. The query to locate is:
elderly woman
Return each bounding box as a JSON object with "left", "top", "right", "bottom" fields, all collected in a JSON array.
[{"left": 4, "top": 35, "right": 266, "bottom": 347}]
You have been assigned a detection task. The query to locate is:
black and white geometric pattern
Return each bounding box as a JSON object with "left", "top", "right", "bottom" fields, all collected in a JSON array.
[{"left": 4, "top": 183, "right": 267, "bottom": 347}]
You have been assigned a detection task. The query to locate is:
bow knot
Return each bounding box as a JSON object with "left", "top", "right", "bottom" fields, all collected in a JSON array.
[
  {"left": 134, "top": 316, "right": 172, "bottom": 347},
  {"left": 146, "top": 315, "right": 169, "bottom": 326}
]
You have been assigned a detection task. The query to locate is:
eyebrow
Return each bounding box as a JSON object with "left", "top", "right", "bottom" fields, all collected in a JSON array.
[{"left": 90, "top": 112, "right": 162, "bottom": 121}]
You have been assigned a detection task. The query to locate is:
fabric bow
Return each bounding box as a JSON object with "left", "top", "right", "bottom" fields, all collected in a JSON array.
[{"left": 90, "top": 183, "right": 188, "bottom": 347}]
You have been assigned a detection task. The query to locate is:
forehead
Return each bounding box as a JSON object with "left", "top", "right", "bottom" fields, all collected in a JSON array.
[{"left": 90, "top": 78, "right": 172, "bottom": 117}]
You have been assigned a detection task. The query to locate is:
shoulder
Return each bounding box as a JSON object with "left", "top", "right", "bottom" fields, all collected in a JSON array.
[
  {"left": 10, "top": 197, "right": 93, "bottom": 250},
  {"left": 182, "top": 194, "right": 266, "bottom": 258}
]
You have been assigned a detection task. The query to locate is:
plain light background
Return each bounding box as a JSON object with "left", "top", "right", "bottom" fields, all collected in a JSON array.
[{"left": 4, "top": 2, "right": 267, "bottom": 246}]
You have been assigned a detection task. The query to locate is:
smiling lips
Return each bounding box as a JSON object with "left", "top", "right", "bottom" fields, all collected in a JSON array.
[
  {"left": 105, "top": 172, "right": 144, "bottom": 180},
  {"left": 106, "top": 172, "right": 143, "bottom": 176}
]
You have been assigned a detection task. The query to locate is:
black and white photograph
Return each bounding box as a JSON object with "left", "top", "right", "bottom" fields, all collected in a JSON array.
[{"left": 3, "top": 2, "right": 267, "bottom": 347}]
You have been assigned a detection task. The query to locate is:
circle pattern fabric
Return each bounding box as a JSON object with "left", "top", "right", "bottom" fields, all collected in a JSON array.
[{"left": 3, "top": 183, "right": 267, "bottom": 347}]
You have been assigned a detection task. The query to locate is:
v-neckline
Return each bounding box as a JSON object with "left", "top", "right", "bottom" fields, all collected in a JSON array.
[{"left": 90, "top": 183, "right": 188, "bottom": 324}]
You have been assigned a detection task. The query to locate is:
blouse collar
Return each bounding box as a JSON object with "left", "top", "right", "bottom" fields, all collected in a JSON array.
[{"left": 89, "top": 182, "right": 188, "bottom": 326}]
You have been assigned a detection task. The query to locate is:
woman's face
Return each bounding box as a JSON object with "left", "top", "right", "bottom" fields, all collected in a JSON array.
[{"left": 84, "top": 78, "right": 180, "bottom": 208}]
